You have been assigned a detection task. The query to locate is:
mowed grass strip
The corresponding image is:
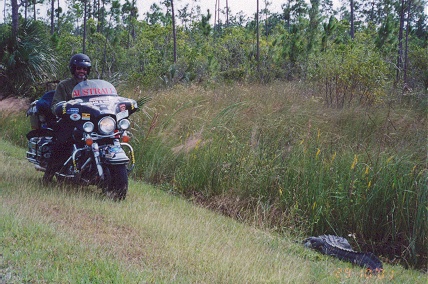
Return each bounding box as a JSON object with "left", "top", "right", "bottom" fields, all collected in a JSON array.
[{"left": 1, "top": 139, "right": 426, "bottom": 283}]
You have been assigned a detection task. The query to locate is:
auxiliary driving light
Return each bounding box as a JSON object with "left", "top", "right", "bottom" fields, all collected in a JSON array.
[
  {"left": 118, "top": 119, "right": 130, "bottom": 130},
  {"left": 83, "top": 121, "right": 94, "bottom": 133}
]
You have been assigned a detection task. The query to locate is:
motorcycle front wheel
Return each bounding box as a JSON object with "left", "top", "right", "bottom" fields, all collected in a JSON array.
[{"left": 101, "top": 164, "right": 128, "bottom": 201}]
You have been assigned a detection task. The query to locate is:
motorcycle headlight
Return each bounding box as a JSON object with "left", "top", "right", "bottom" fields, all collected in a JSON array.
[
  {"left": 118, "top": 119, "right": 130, "bottom": 130},
  {"left": 83, "top": 122, "right": 94, "bottom": 133},
  {"left": 98, "top": 116, "right": 116, "bottom": 134}
]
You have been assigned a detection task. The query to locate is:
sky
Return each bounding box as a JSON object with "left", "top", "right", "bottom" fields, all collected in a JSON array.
[
  {"left": 137, "top": 0, "right": 341, "bottom": 20},
  {"left": 1, "top": 0, "right": 426, "bottom": 24},
  {"left": 138, "top": 0, "right": 298, "bottom": 16},
  {"left": 0, "top": 0, "right": 341, "bottom": 23}
]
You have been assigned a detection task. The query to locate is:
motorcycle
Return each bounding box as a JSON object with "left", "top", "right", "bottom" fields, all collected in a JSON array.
[{"left": 26, "top": 79, "right": 139, "bottom": 200}]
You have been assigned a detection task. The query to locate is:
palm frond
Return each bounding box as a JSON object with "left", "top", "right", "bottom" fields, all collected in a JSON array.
[{"left": 0, "top": 20, "right": 58, "bottom": 96}]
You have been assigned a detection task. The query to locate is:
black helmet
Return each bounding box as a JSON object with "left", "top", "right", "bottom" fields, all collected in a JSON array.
[{"left": 69, "top": 53, "right": 91, "bottom": 75}]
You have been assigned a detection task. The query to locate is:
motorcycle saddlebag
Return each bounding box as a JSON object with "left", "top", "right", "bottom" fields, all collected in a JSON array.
[{"left": 26, "top": 91, "right": 56, "bottom": 130}]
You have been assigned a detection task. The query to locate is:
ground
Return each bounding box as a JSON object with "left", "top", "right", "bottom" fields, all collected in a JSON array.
[{"left": 0, "top": 96, "right": 30, "bottom": 113}]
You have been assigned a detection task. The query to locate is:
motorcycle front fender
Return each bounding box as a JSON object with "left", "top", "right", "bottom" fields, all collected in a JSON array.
[{"left": 100, "top": 144, "right": 131, "bottom": 165}]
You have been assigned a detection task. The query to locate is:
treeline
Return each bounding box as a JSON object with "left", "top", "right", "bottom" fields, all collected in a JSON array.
[{"left": 0, "top": 0, "right": 427, "bottom": 102}]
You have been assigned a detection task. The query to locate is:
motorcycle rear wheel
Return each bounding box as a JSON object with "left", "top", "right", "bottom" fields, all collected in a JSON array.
[{"left": 101, "top": 164, "right": 128, "bottom": 201}]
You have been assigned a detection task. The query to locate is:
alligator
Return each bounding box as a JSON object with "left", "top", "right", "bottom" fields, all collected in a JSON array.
[{"left": 303, "top": 235, "right": 383, "bottom": 272}]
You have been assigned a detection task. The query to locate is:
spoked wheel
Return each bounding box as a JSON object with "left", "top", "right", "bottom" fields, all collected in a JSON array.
[{"left": 100, "top": 164, "right": 128, "bottom": 201}]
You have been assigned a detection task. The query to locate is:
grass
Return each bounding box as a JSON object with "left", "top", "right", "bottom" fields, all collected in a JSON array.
[
  {"left": 1, "top": 139, "right": 427, "bottom": 283},
  {"left": 0, "top": 81, "right": 427, "bottom": 270},
  {"left": 119, "top": 82, "right": 427, "bottom": 269}
]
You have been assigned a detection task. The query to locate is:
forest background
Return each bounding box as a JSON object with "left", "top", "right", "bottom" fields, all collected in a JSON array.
[{"left": 0, "top": 0, "right": 427, "bottom": 271}]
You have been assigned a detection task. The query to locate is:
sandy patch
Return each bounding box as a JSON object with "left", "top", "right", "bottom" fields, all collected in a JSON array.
[{"left": 0, "top": 97, "right": 30, "bottom": 113}]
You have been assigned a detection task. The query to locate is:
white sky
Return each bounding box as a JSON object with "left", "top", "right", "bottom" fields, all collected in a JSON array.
[
  {"left": 1, "top": 0, "right": 426, "bottom": 25},
  {"left": 0, "top": 0, "right": 342, "bottom": 24},
  {"left": 137, "top": 0, "right": 342, "bottom": 20},
  {"left": 138, "top": 0, "right": 298, "bottom": 16}
]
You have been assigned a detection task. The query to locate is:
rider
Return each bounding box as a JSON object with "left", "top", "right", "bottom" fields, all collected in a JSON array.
[
  {"left": 51, "top": 53, "right": 92, "bottom": 110},
  {"left": 44, "top": 53, "right": 92, "bottom": 183}
]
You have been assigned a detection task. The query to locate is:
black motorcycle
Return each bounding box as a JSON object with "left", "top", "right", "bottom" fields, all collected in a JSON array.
[{"left": 26, "top": 80, "right": 139, "bottom": 200}]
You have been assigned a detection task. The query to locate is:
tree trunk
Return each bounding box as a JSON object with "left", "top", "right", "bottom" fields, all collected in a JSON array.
[
  {"left": 50, "top": 0, "right": 55, "bottom": 34},
  {"left": 131, "top": 0, "right": 136, "bottom": 40},
  {"left": 24, "top": 0, "right": 27, "bottom": 21},
  {"left": 369, "top": 0, "right": 375, "bottom": 22},
  {"left": 256, "top": 0, "right": 260, "bottom": 73},
  {"left": 11, "top": 0, "right": 19, "bottom": 38},
  {"left": 214, "top": 0, "right": 217, "bottom": 29},
  {"left": 350, "top": 0, "right": 354, "bottom": 38},
  {"left": 217, "top": 0, "right": 220, "bottom": 28},
  {"left": 396, "top": 0, "right": 405, "bottom": 82},
  {"left": 264, "top": 0, "right": 269, "bottom": 37},
  {"left": 83, "top": 0, "right": 88, "bottom": 53},
  {"left": 99, "top": 0, "right": 105, "bottom": 33},
  {"left": 57, "top": 0, "right": 60, "bottom": 32},
  {"left": 403, "top": 0, "right": 411, "bottom": 88},
  {"left": 226, "top": 0, "right": 229, "bottom": 26},
  {"left": 171, "top": 0, "right": 177, "bottom": 63}
]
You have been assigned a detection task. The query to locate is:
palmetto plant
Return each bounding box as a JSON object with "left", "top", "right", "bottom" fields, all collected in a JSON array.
[{"left": 0, "top": 20, "right": 58, "bottom": 97}]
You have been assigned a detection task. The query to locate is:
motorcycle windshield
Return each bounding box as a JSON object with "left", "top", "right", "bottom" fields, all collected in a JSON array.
[
  {"left": 57, "top": 79, "right": 138, "bottom": 121},
  {"left": 72, "top": 80, "right": 118, "bottom": 98}
]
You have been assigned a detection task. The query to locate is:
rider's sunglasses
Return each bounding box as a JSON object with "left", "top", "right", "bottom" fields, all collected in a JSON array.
[{"left": 76, "top": 66, "right": 88, "bottom": 71}]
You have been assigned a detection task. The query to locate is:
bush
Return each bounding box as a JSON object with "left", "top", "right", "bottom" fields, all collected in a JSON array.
[
  {"left": 308, "top": 35, "right": 389, "bottom": 108},
  {"left": 0, "top": 20, "right": 58, "bottom": 97}
]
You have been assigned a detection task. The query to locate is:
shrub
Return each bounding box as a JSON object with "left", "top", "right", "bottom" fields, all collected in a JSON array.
[
  {"left": 308, "top": 35, "right": 389, "bottom": 108},
  {"left": 0, "top": 20, "right": 58, "bottom": 97}
]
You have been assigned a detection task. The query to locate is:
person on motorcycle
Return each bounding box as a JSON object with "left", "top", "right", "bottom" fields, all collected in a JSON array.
[
  {"left": 51, "top": 53, "right": 91, "bottom": 111},
  {"left": 43, "top": 53, "right": 92, "bottom": 183}
]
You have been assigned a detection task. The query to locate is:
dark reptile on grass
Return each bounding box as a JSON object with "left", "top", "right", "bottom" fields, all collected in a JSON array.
[{"left": 304, "top": 235, "right": 383, "bottom": 272}]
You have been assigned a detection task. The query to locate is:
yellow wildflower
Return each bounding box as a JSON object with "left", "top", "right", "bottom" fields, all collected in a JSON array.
[
  {"left": 365, "top": 165, "right": 370, "bottom": 175},
  {"left": 331, "top": 151, "right": 336, "bottom": 163},
  {"left": 351, "top": 154, "right": 358, "bottom": 170}
]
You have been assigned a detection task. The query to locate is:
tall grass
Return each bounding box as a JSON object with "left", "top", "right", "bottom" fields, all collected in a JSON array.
[
  {"left": 1, "top": 81, "right": 426, "bottom": 269},
  {"left": 125, "top": 82, "right": 427, "bottom": 269},
  {"left": 0, "top": 111, "right": 29, "bottom": 148}
]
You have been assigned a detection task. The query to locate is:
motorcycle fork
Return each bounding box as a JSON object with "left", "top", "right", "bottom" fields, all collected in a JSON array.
[{"left": 92, "top": 142, "right": 104, "bottom": 179}]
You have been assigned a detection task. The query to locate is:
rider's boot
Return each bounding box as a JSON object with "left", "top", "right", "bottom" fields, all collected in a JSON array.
[
  {"left": 42, "top": 162, "right": 56, "bottom": 184},
  {"left": 42, "top": 157, "right": 61, "bottom": 184}
]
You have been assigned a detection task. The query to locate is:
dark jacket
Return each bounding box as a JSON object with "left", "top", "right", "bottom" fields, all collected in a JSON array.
[{"left": 51, "top": 77, "right": 81, "bottom": 113}]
